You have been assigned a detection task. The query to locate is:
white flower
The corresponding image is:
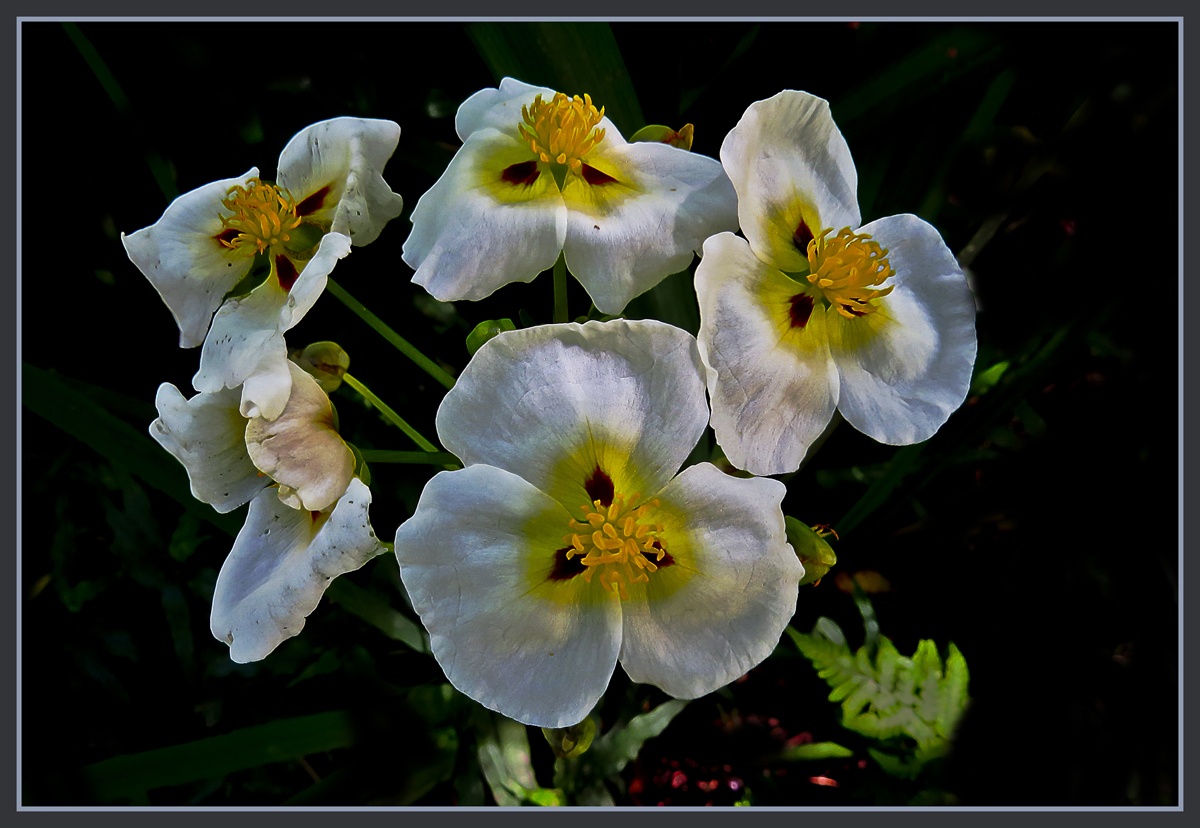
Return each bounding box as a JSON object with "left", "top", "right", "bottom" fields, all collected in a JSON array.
[
  {"left": 393, "top": 319, "right": 803, "bottom": 728},
  {"left": 402, "top": 78, "right": 738, "bottom": 315},
  {"left": 150, "top": 361, "right": 355, "bottom": 513},
  {"left": 695, "top": 91, "right": 978, "bottom": 475},
  {"left": 123, "top": 118, "right": 404, "bottom": 420},
  {"left": 211, "top": 478, "right": 385, "bottom": 663}
]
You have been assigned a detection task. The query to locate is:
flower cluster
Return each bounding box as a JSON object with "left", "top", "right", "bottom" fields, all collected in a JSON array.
[
  {"left": 129, "top": 81, "right": 975, "bottom": 729},
  {"left": 127, "top": 118, "right": 404, "bottom": 661}
]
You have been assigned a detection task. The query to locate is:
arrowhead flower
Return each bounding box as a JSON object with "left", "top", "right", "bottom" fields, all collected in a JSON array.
[
  {"left": 393, "top": 320, "right": 803, "bottom": 728},
  {"left": 123, "top": 118, "right": 404, "bottom": 420},
  {"left": 695, "top": 91, "right": 977, "bottom": 475},
  {"left": 150, "top": 360, "right": 382, "bottom": 662},
  {"left": 403, "top": 78, "right": 738, "bottom": 315}
]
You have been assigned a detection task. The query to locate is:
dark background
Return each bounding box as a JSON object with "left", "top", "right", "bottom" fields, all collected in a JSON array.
[{"left": 19, "top": 20, "right": 1179, "bottom": 806}]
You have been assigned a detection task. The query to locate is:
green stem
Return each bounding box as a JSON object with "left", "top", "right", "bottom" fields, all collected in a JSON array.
[
  {"left": 360, "top": 449, "right": 460, "bottom": 466},
  {"left": 326, "top": 277, "right": 456, "bottom": 391},
  {"left": 343, "top": 373, "right": 439, "bottom": 453},
  {"left": 553, "top": 255, "right": 569, "bottom": 324}
]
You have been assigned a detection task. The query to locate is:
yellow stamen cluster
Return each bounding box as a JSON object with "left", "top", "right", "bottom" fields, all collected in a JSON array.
[
  {"left": 806, "top": 227, "right": 895, "bottom": 319},
  {"left": 217, "top": 178, "right": 302, "bottom": 255},
  {"left": 564, "top": 493, "right": 667, "bottom": 600},
  {"left": 518, "top": 92, "right": 607, "bottom": 173}
]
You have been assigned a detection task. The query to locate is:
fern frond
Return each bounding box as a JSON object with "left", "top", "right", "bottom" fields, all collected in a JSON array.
[{"left": 790, "top": 617, "right": 972, "bottom": 780}]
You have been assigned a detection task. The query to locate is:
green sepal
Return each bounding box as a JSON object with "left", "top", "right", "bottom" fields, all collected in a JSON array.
[
  {"left": 541, "top": 716, "right": 596, "bottom": 759},
  {"left": 348, "top": 443, "right": 371, "bottom": 488},
  {"left": 466, "top": 318, "right": 517, "bottom": 355},
  {"left": 628, "top": 123, "right": 694, "bottom": 150},
  {"left": 785, "top": 516, "right": 838, "bottom": 586}
]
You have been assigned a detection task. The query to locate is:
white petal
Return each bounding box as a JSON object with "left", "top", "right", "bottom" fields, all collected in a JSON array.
[
  {"left": 245, "top": 363, "right": 354, "bottom": 512},
  {"left": 560, "top": 141, "right": 738, "bottom": 315},
  {"left": 193, "top": 232, "right": 350, "bottom": 421},
  {"left": 403, "top": 128, "right": 567, "bottom": 303},
  {"left": 618, "top": 464, "right": 802, "bottom": 698},
  {"left": 149, "top": 383, "right": 266, "bottom": 513},
  {"left": 695, "top": 233, "right": 840, "bottom": 475},
  {"left": 211, "top": 478, "right": 385, "bottom": 663},
  {"left": 436, "top": 319, "right": 709, "bottom": 507},
  {"left": 454, "top": 77, "right": 557, "bottom": 140},
  {"left": 394, "top": 465, "right": 622, "bottom": 727},
  {"left": 721, "top": 91, "right": 860, "bottom": 273},
  {"left": 121, "top": 169, "right": 259, "bottom": 348},
  {"left": 276, "top": 118, "right": 404, "bottom": 247},
  {"left": 829, "top": 214, "right": 978, "bottom": 445}
]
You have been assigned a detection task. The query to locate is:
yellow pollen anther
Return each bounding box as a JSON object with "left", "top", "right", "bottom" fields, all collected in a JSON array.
[
  {"left": 518, "top": 92, "right": 607, "bottom": 174},
  {"left": 806, "top": 227, "right": 895, "bottom": 319},
  {"left": 563, "top": 493, "right": 666, "bottom": 601},
  {"left": 217, "top": 177, "right": 302, "bottom": 256}
]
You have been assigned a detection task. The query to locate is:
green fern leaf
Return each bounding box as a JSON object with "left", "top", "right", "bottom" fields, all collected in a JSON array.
[{"left": 790, "top": 617, "right": 972, "bottom": 780}]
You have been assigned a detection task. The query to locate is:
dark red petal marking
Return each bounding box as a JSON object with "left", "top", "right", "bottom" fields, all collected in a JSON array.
[
  {"left": 275, "top": 255, "right": 300, "bottom": 292},
  {"left": 214, "top": 228, "right": 240, "bottom": 246},
  {"left": 501, "top": 161, "right": 540, "bottom": 186},
  {"left": 296, "top": 185, "right": 331, "bottom": 217},
  {"left": 644, "top": 540, "right": 675, "bottom": 568},
  {"left": 581, "top": 163, "right": 618, "bottom": 186},
  {"left": 549, "top": 547, "right": 588, "bottom": 581},
  {"left": 793, "top": 220, "right": 814, "bottom": 251},
  {"left": 584, "top": 466, "right": 615, "bottom": 507},
  {"left": 788, "top": 293, "right": 815, "bottom": 329}
]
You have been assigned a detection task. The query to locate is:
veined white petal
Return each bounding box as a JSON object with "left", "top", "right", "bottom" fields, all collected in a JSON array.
[
  {"left": 436, "top": 319, "right": 709, "bottom": 507},
  {"left": 721, "top": 91, "right": 859, "bottom": 274},
  {"left": 281, "top": 231, "right": 352, "bottom": 333},
  {"left": 276, "top": 118, "right": 404, "bottom": 247},
  {"left": 403, "top": 128, "right": 566, "bottom": 303},
  {"left": 149, "top": 383, "right": 266, "bottom": 513},
  {"left": 211, "top": 478, "right": 385, "bottom": 663},
  {"left": 619, "top": 464, "right": 801, "bottom": 698},
  {"left": 394, "top": 465, "right": 622, "bottom": 728},
  {"left": 695, "top": 233, "right": 840, "bottom": 475},
  {"left": 830, "top": 214, "right": 977, "bottom": 445},
  {"left": 561, "top": 141, "right": 738, "bottom": 315},
  {"left": 121, "top": 169, "right": 259, "bottom": 348},
  {"left": 245, "top": 362, "right": 354, "bottom": 512},
  {"left": 454, "top": 77, "right": 557, "bottom": 141}
]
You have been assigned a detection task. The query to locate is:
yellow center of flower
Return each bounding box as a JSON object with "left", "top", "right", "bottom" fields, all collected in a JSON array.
[
  {"left": 216, "top": 178, "right": 302, "bottom": 256},
  {"left": 518, "top": 92, "right": 607, "bottom": 173},
  {"left": 563, "top": 492, "right": 669, "bottom": 600},
  {"left": 806, "top": 227, "right": 895, "bottom": 319}
]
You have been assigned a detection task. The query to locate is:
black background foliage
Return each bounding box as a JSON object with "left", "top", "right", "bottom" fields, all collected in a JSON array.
[{"left": 20, "top": 20, "right": 1178, "bottom": 805}]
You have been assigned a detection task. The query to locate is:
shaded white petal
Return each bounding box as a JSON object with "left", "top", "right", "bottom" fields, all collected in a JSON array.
[
  {"left": 403, "top": 128, "right": 566, "bottom": 303},
  {"left": 394, "top": 465, "right": 622, "bottom": 727},
  {"left": 436, "top": 319, "right": 708, "bottom": 506},
  {"left": 721, "top": 91, "right": 859, "bottom": 273},
  {"left": 276, "top": 118, "right": 404, "bottom": 247},
  {"left": 149, "top": 383, "right": 266, "bottom": 513},
  {"left": 211, "top": 478, "right": 385, "bottom": 663},
  {"left": 830, "top": 214, "right": 978, "bottom": 445},
  {"left": 695, "top": 233, "right": 839, "bottom": 475},
  {"left": 619, "top": 464, "right": 802, "bottom": 698},
  {"left": 454, "top": 77, "right": 557, "bottom": 140},
  {"left": 560, "top": 141, "right": 738, "bottom": 315},
  {"left": 193, "top": 232, "right": 350, "bottom": 421},
  {"left": 121, "top": 169, "right": 258, "bottom": 348},
  {"left": 245, "top": 362, "right": 354, "bottom": 512}
]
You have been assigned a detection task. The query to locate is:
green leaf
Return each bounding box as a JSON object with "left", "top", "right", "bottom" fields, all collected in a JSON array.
[
  {"left": 465, "top": 22, "right": 644, "bottom": 132},
  {"left": 324, "top": 577, "right": 428, "bottom": 654},
  {"left": 23, "top": 363, "right": 243, "bottom": 538},
  {"left": 79, "top": 710, "right": 360, "bottom": 802},
  {"left": 580, "top": 699, "right": 688, "bottom": 781},
  {"left": 791, "top": 619, "right": 972, "bottom": 780},
  {"left": 776, "top": 741, "right": 855, "bottom": 762},
  {"left": 476, "top": 714, "right": 562, "bottom": 806}
]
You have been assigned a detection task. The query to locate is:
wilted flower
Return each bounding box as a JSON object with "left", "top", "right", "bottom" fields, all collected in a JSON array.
[
  {"left": 124, "top": 118, "right": 404, "bottom": 420},
  {"left": 695, "top": 91, "right": 977, "bottom": 475},
  {"left": 393, "top": 320, "right": 803, "bottom": 728},
  {"left": 403, "top": 78, "right": 737, "bottom": 315}
]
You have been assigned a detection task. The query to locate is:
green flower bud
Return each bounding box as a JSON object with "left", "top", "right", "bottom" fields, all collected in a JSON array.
[
  {"left": 291, "top": 341, "right": 350, "bottom": 393},
  {"left": 785, "top": 517, "right": 838, "bottom": 587},
  {"left": 541, "top": 716, "right": 596, "bottom": 759},
  {"left": 466, "top": 318, "right": 517, "bottom": 356}
]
